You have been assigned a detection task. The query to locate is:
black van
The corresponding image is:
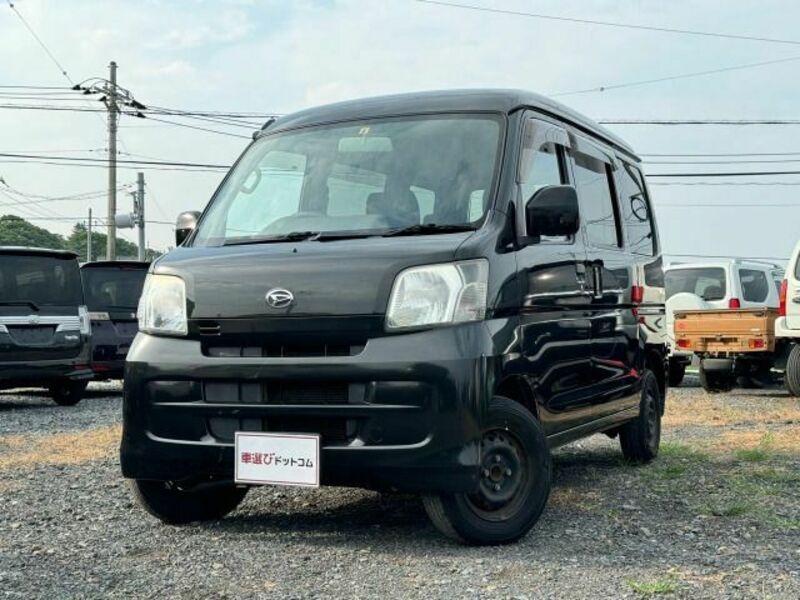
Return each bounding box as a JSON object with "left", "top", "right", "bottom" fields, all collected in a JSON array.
[
  {"left": 0, "top": 247, "right": 92, "bottom": 405},
  {"left": 81, "top": 260, "right": 149, "bottom": 379},
  {"left": 122, "top": 90, "right": 667, "bottom": 544}
]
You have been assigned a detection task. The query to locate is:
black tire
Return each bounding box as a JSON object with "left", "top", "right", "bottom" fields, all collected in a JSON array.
[
  {"left": 786, "top": 345, "right": 800, "bottom": 396},
  {"left": 130, "top": 480, "right": 249, "bottom": 524},
  {"left": 667, "top": 358, "right": 686, "bottom": 387},
  {"left": 619, "top": 370, "right": 661, "bottom": 463},
  {"left": 49, "top": 380, "right": 88, "bottom": 406},
  {"left": 699, "top": 361, "right": 734, "bottom": 393},
  {"left": 422, "top": 396, "right": 551, "bottom": 545}
]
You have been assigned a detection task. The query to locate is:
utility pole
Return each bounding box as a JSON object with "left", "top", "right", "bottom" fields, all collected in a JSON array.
[
  {"left": 87, "top": 208, "right": 92, "bottom": 262},
  {"left": 106, "top": 60, "right": 118, "bottom": 261},
  {"left": 136, "top": 172, "right": 145, "bottom": 261}
]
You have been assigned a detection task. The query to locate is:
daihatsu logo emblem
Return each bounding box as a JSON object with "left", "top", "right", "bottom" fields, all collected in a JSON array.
[{"left": 265, "top": 288, "right": 294, "bottom": 308}]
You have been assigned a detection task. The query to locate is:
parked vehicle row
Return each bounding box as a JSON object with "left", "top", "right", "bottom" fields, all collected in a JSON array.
[
  {"left": 0, "top": 247, "right": 147, "bottom": 405},
  {"left": 121, "top": 89, "right": 668, "bottom": 545},
  {"left": 664, "top": 260, "right": 783, "bottom": 392},
  {"left": 664, "top": 252, "right": 800, "bottom": 394}
]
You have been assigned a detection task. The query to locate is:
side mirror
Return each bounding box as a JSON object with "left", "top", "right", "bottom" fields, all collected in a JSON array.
[
  {"left": 525, "top": 185, "right": 580, "bottom": 239},
  {"left": 175, "top": 211, "right": 201, "bottom": 246}
]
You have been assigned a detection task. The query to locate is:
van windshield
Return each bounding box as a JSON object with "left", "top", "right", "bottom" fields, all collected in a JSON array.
[
  {"left": 0, "top": 254, "right": 82, "bottom": 308},
  {"left": 665, "top": 267, "right": 726, "bottom": 301},
  {"left": 192, "top": 114, "right": 503, "bottom": 247},
  {"left": 82, "top": 266, "right": 148, "bottom": 311}
]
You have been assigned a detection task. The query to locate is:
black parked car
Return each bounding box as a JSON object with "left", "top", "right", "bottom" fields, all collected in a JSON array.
[
  {"left": 122, "top": 89, "right": 667, "bottom": 544},
  {"left": 81, "top": 260, "right": 148, "bottom": 380},
  {"left": 0, "top": 247, "right": 92, "bottom": 405}
]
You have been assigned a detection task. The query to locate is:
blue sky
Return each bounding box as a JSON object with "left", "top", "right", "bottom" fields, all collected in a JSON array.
[{"left": 1, "top": 0, "right": 799, "bottom": 259}]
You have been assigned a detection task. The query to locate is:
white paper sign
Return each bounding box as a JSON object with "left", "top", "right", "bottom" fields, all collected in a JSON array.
[{"left": 234, "top": 432, "right": 320, "bottom": 487}]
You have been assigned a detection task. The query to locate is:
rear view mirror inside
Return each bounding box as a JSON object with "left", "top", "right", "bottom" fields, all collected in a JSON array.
[{"left": 338, "top": 136, "right": 393, "bottom": 153}]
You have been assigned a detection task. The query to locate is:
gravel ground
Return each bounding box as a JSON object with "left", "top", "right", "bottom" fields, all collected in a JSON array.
[{"left": 1, "top": 378, "right": 798, "bottom": 599}]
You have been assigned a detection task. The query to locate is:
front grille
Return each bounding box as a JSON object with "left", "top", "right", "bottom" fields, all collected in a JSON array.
[
  {"left": 207, "top": 416, "right": 350, "bottom": 445},
  {"left": 203, "top": 381, "right": 352, "bottom": 405},
  {"left": 197, "top": 322, "right": 221, "bottom": 336},
  {"left": 205, "top": 343, "right": 364, "bottom": 358}
]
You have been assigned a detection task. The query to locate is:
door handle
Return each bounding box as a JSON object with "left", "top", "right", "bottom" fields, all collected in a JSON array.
[{"left": 792, "top": 296, "right": 800, "bottom": 304}]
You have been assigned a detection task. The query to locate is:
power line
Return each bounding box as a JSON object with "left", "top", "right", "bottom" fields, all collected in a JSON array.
[
  {"left": 650, "top": 181, "right": 800, "bottom": 186},
  {"left": 414, "top": 0, "right": 800, "bottom": 46},
  {"left": 126, "top": 114, "right": 253, "bottom": 139},
  {"left": 642, "top": 151, "right": 800, "bottom": 157},
  {"left": 0, "top": 158, "right": 226, "bottom": 173},
  {"left": 0, "top": 151, "right": 230, "bottom": 169},
  {"left": 644, "top": 158, "right": 800, "bottom": 165},
  {"left": 648, "top": 170, "right": 800, "bottom": 178},
  {"left": 0, "top": 85, "right": 71, "bottom": 90},
  {"left": 552, "top": 55, "right": 800, "bottom": 97},
  {"left": 600, "top": 119, "right": 800, "bottom": 125},
  {"left": 658, "top": 202, "right": 800, "bottom": 207},
  {"left": 5, "top": 1, "right": 75, "bottom": 84}
]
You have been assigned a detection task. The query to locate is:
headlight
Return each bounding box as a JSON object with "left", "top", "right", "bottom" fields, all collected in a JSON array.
[
  {"left": 137, "top": 274, "right": 187, "bottom": 336},
  {"left": 386, "top": 259, "right": 488, "bottom": 330}
]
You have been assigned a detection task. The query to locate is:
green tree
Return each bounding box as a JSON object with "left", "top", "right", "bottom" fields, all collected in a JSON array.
[
  {"left": 0, "top": 215, "right": 66, "bottom": 249},
  {"left": 0, "top": 216, "right": 160, "bottom": 261}
]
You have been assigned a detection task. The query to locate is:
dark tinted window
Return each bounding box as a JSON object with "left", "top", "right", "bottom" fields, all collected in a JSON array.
[
  {"left": 82, "top": 267, "right": 147, "bottom": 310},
  {"left": 573, "top": 152, "right": 620, "bottom": 247},
  {"left": 619, "top": 163, "right": 655, "bottom": 256},
  {"left": 665, "top": 267, "right": 726, "bottom": 301},
  {"left": 0, "top": 254, "right": 82, "bottom": 307},
  {"left": 739, "top": 268, "right": 769, "bottom": 303}
]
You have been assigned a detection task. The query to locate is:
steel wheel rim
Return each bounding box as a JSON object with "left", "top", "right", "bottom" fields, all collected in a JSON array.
[{"left": 466, "top": 428, "right": 530, "bottom": 522}]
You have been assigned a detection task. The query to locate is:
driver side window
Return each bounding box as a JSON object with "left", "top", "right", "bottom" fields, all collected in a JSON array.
[{"left": 519, "top": 142, "right": 568, "bottom": 242}]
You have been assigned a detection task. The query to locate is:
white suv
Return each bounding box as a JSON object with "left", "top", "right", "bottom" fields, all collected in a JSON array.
[
  {"left": 775, "top": 242, "right": 800, "bottom": 395},
  {"left": 664, "top": 260, "right": 783, "bottom": 385}
]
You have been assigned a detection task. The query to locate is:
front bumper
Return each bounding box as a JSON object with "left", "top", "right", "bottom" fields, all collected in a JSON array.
[{"left": 121, "top": 321, "right": 504, "bottom": 493}]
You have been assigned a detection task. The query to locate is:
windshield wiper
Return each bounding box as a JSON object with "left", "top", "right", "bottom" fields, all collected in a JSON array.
[
  {"left": 223, "top": 231, "right": 320, "bottom": 246},
  {"left": 0, "top": 300, "right": 40, "bottom": 311},
  {"left": 381, "top": 223, "right": 477, "bottom": 237}
]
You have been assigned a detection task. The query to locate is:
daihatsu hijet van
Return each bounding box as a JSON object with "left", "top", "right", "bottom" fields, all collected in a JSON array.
[{"left": 122, "top": 90, "right": 667, "bottom": 545}]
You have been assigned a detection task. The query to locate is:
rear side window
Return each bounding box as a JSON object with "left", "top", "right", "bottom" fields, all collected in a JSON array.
[
  {"left": 665, "top": 267, "right": 726, "bottom": 301},
  {"left": 739, "top": 268, "right": 769, "bottom": 303},
  {"left": 618, "top": 163, "right": 655, "bottom": 256},
  {"left": 573, "top": 152, "right": 620, "bottom": 248}
]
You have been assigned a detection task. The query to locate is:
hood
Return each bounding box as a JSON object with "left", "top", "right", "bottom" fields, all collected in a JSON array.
[{"left": 155, "top": 232, "right": 475, "bottom": 320}]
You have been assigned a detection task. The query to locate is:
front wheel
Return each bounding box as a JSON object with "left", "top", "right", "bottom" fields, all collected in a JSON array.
[
  {"left": 619, "top": 369, "right": 661, "bottom": 463},
  {"left": 422, "top": 396, "right": 551, "bottom": 545},
  {"left": 130, "top": 480, "right": 249, "bottom": 524},
  {"left": 49, "top": 380, "right": 88, "bottom": 406}
]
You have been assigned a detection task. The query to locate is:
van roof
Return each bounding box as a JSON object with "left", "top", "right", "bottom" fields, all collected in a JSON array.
[
  {"left": 0, "top": 246, "right": 77, "bottom": 259},
  {"left": 81, "top": 260, "right": 149, "bottom": 269},
  {"left": 262, "top": 88, "right": 639, "bottom": 161}
]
